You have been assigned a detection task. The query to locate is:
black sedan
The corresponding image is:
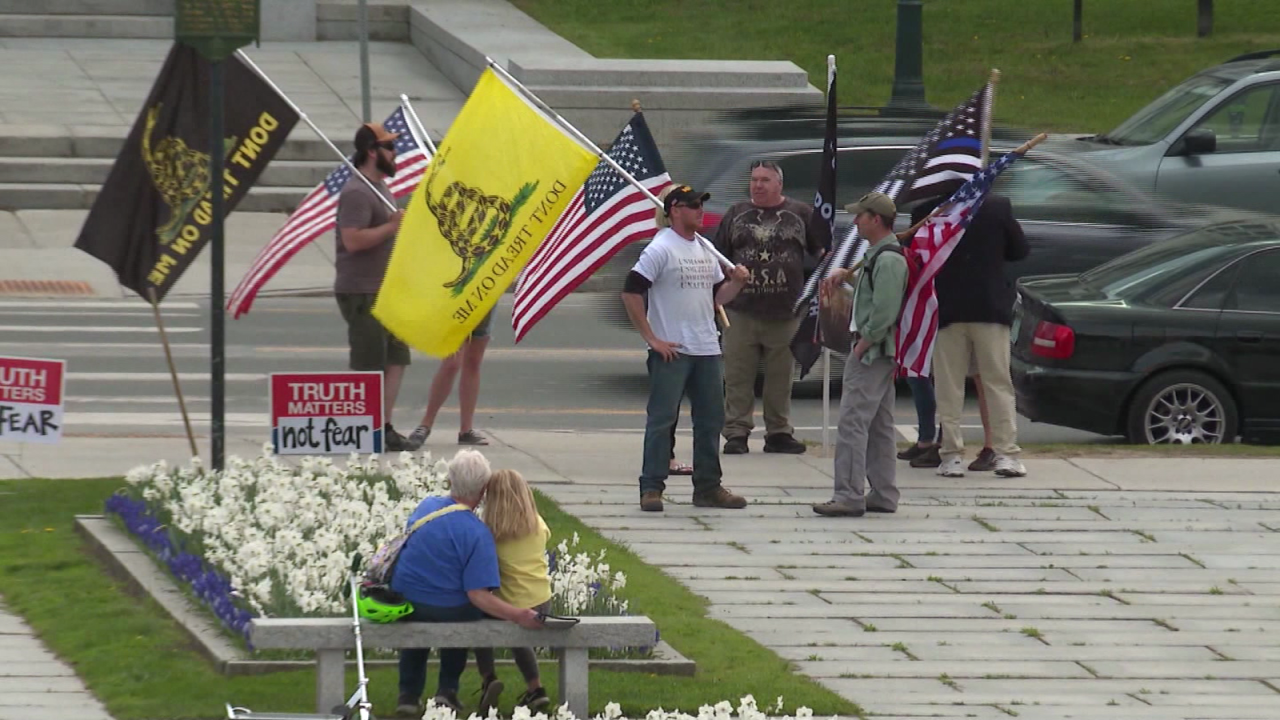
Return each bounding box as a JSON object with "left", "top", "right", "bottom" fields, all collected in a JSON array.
[{"left": 1012, "top": 220, "right": 1280, "bottom": 444}]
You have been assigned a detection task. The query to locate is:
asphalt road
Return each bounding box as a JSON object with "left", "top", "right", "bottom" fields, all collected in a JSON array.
[{"left": 2, "top": 293, "right": 1113, "bottom": 447}]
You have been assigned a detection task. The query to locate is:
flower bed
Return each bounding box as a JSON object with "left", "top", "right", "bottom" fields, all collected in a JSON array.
[
  {"left": 427, "top": 695, "right": 821, "bottom": 720},
  {"left": 109, "top": 448, "right": 633, "bottom": 652}
]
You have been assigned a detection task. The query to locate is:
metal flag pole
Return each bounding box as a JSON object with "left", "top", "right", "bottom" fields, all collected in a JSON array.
[
  {"left": 149, "top": 288, "right": 199, "bottom": 460},
  {"left": 399, "top": 94, "right": 439, "bottom": 157},
  {"left": 234, "top": 50, "right": 397, "bottom": 213},
  {"left": 358, "top": 0, "right": 372, "bottom": 122},
  {"left": 484, "top": 57, "right": 735, "bottom": 271},
  {"left": 210, "top": 57, "right": 227, "bottom": 471},
  {"left": 821, "top": 53, "right": 836, "bottom": 458}
]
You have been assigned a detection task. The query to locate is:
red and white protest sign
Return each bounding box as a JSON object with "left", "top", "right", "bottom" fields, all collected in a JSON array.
[
  {"left": 0, "top": 356, "right": 66, "bottom": 444},
  {"left": 270, "top": 372, "right": 384, "bottom": 455}
]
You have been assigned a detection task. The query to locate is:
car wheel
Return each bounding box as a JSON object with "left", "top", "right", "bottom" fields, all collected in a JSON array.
[{"left": 1125, "top": 370, "right": 1238, "bottom": 445}]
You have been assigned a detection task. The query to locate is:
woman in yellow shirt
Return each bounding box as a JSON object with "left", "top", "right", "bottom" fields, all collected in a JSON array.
[{"left": 478, "top": 469, "right": 553, "bottom": 711}]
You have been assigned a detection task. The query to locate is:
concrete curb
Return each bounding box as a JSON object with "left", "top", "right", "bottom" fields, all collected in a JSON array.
[{"left": 75, "top": 514, "right": 696, "bottom": 677}]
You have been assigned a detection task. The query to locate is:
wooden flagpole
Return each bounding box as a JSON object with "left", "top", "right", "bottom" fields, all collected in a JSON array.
[{"left": 148, "top": 288, "right": 199, "bottom": 460}]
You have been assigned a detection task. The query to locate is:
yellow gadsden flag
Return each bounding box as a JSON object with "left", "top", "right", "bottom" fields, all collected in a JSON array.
[{"left": 373, "top": 69, "right": 597, "bottom": 356}]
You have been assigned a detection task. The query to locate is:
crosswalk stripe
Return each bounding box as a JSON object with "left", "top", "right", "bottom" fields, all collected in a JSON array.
[
  {"left": 0, "top": 300, "right": 200, "bottom": 309},
  {"left": 0, "top": 325, "right": 202, "bottom": 334},
  {"left": 64, "top": 412, "right": 266, "bottom": 427},
  {"left": 67, "top": 372, "right": 267, "bottom": 382}
]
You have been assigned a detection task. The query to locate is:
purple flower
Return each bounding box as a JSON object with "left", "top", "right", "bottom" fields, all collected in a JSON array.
[{"left": 106, "top": 493, "right": 257, "bottom": 649}]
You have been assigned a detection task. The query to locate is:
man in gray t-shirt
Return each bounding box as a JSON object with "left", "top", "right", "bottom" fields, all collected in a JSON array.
[{"left": 334, "top": 122, "right": 408, "bottom": 450}]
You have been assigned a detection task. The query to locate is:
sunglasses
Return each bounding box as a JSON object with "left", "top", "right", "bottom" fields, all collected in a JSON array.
[
  {"left": 376, "top": 141, "right": 396, "bottom": 151},
  {"left": 675, "top": 200, "right": 703, "bottom": 210}
]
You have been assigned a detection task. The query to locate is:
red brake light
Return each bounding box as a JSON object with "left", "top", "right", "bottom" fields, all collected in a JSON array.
[{"left": 1031, "top": 320, "right": 1075, "bottom": 360}]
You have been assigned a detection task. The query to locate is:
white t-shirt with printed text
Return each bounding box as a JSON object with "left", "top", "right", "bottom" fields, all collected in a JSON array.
[{"left": 631, "top": 228, "right": 725, "bottom": 357}]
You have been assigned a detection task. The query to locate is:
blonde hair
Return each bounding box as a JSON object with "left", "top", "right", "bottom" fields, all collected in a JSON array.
[
  {"left": 654, "top": 185, "right": 677, "bottom": 230},
  {"left": 482, "top": 469, "right": 540, "bottom": 542}
]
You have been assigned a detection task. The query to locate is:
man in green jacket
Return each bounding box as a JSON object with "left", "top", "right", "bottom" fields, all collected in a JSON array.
[{"left": 813, "top": 192, "right": 908, "bottom": 517}]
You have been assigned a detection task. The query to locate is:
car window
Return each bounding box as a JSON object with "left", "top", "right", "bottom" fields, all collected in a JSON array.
[
  {"left": 1189, "top": 84, "right": 1280, "bottom": 153},
  {"left": 1178, "top": 263, "right": 1240, "bottom": 310},
  {"left": 992, "top": 158, "right": 1133, "bottom": 224},
  {"left": 1104, "top": 74, "right": 1233, "bottom": 146},
  {"left": 1079, "top": 224, "right": 1275, "bottom": 301},
  {"left": 1227, "top": 249, "right": 1280, "bottom": 313},
  {"left": 771, "top": 147, "right": 907, "bottom": 210}
]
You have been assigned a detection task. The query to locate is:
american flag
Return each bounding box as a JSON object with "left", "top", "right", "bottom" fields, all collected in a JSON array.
[
  {"left": 511, "top": 112, "right": 671, "bottom": 342},
  {"left": 897, "top": 150, "right": 1021, "bottom": 377},
  {"left": 791, "top": 81, "right": 993, "bottom": 376},
  {"left": 227, "top": 106, "right": 430, "bottom": 318}
]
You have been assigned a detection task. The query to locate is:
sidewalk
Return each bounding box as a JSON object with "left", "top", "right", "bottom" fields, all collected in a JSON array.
[
  {"left": 0, "top": 599, "right": 112, "bottom": 720},
  {"left": 5, "top": 431, "right": 1280, "bottom": 720}
]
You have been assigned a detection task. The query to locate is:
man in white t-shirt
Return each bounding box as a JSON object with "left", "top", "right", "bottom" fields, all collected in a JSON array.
[{"left": 621, "top": 185, "right": 751, "bottom": 512}]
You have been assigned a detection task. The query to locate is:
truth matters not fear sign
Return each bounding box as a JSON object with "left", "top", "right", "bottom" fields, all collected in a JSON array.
[{"left": 269, "top": 372, "right": 383, "bottom": 455}]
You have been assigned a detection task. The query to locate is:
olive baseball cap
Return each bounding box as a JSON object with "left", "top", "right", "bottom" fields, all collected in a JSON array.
[{"left": 845, "top": 191, "right": 896, "bottom": 217}]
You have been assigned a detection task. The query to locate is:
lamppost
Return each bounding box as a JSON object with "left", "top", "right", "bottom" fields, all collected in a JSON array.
[{"left": 887, "top": 0, "right": 929, "bottom": 112}]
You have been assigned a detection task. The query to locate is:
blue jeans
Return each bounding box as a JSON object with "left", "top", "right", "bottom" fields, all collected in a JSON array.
[
  {"left": 398, "top": 603, "right": 490, "bottom": 699},
  {"left": 905, "top": 376, "right": 938, "bottom": 444},
  {"left": 640, "top": 352, "right": 724, "bottom": 496}
]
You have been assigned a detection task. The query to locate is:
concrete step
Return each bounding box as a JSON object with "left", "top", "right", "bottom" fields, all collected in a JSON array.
[
  {"left": 510, "top": 59, "right": 816, "bottom": 90},
  {"left": 0, "top": 0, "right": 172, "bottom": 15},
  {"left": 0, "top": 157, "right": 335, "bottom": 188},
  {"left": 0, "top": 128, "right": 350, "bottom": 163},
  {"left": 0, "top": 13, "right": 173, "bottom": 39},
  {"left": 0, "top": 182, "right": 311, "bottom": 212}
]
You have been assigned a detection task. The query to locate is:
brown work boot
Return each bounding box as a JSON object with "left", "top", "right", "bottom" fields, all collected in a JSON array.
[
  {"left": 693, "top": 486, "right": 747, "bottom": 509},
  {"left": 640, "top": 491, "right": 664, "bottom": 512}
]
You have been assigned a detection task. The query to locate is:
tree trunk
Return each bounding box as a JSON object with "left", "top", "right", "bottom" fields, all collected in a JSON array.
[
  {"left": 1198, "top": 0, "right": 1214, "bottom": 38},
  {"left": 1073, "top": 0, "right": 1083, "bottom": 42}
]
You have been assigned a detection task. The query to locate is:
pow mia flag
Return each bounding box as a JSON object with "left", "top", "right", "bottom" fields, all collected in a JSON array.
[{"left": 75, "top": 42, "right": 299, "bottom": 303}]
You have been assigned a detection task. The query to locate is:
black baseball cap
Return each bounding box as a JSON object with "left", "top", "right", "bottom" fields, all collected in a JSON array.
[{"left": 663, "top": 185, "right": 711, "bottom": 215}]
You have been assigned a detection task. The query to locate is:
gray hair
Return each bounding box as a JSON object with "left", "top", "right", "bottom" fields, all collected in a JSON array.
[
  {"left": 448, "top": 449, "right": 492, "bottom": 501},
  {"left": 750, "top": 159, "right": 784, "bottom": 184}
]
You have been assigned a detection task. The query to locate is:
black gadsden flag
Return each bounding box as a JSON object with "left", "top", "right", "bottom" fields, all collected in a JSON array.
[{"left": 75, "top": 42, "right": 299, "bottom": 302}]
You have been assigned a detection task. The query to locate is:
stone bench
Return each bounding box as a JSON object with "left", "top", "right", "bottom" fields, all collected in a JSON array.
[{"left": 250, "top": 616, "right": 658, "bottom": 719}]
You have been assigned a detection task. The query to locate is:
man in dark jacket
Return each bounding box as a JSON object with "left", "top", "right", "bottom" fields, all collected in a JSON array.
[{"left": 924, "top": 194, "right": 1030, "bottom": 478}]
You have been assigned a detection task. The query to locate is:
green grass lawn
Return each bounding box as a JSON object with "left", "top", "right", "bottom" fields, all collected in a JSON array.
[
  {"left": 0, "top": 479, "right": 858, "bottom": 720},
  {"left": 509, "top": 0, "right": 1280, "bottom": 132}
]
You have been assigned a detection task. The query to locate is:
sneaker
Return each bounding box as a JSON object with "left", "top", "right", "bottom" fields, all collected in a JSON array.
[
  {"left": 640, "top": 491, "right": 664, "bottom": 512},
  {"left": 937, "top": 455, "right": 966, "bottom": 477},
  {"left": 407, "top": 425, "right": 430, "bottom": 450},
  {"left": 993, "top": 453, "right": 1028, "bottom": 478},
  {"left": 968, "top": 447, "right": 996, "bottom": 472},
  {"left": 865, "top": 504, "right": 897, "bottom": 514},
  {"left": 429, "top": 693, "right": 463, "bottom": 715},
  {"left": 723, "top": 436, "right": 749, "bottom": 455},
  {"left": 811, "top": 500, "right": 865, "bottom": 517},
  {"left": 476, "top": 674, "right": 503, "bottom": 716},
  {"left": 909, "top": 445, "right": 942, "bottom": 468},
  {"left": 458, "top": 430, "right": 489, "bottom": 446},
  {"left": 395, "top": 695, "right": 421, "bottom": 718},
  {"left": 897, "top": 443, "right": 929, "bottom": 461},
  {"left": 692, "top": 486, "right": 747, "bottom": 509},
  {"left": 385, "top": 424, "right": 409, "bottom": 452},
  {"left": 516, "top": 687, "right": 551, "bottom": 711},
  {"left": 763, "top": 433, "right": 807, "bottom": 454}
]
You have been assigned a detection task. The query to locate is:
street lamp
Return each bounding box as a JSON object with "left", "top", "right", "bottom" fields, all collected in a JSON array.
[{"left": 887, "top": 0, "right": 930, "bottom": 112}]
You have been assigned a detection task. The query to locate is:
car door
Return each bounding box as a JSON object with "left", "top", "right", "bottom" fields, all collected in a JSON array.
[
  {"left": 1213, "top": 248, "right": 1280, "bottom": 432},
  {"left": 1156, "top": 82, "right": 1280, "bottom": 213}
]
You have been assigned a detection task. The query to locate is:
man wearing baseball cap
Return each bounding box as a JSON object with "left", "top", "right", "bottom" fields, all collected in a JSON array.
[
  {"left": 621, "top": 184, "right": 752, "bottom": 512},
  {"left": 813, "top": 192, "right": 908, "bottom": 517},
  {"left": 335, "top": 122, "right": 410, "bottom": 450}
]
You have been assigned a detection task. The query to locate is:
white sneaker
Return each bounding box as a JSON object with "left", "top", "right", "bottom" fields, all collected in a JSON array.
[
  {"left": 994, "top": 453, "right": 1027, "bottom": 477},
  {"left": 937, "top": 455, "right": 966, "bottom": 477}
]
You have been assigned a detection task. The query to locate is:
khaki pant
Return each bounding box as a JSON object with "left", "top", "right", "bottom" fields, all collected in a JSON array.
[
  {"left": 934, "top": 322, "right": 1020, "bottom": 458},
  {"left": 722, "top": 309, "right": 801, "bottom": 440}
]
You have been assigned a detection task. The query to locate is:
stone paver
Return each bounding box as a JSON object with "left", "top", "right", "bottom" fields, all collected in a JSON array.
[
  {"left": 472, "top": 430, "right": 1280, "bottom": 720},
  {"left": 0, "top": 599, "right": 111, "bottom": 720}
]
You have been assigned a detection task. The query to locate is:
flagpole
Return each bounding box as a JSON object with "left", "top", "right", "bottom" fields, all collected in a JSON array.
[
  {"left": 484, "top": 57, "right": 735, "bottom": 271},
  {"left": 233, "top": 50, "right": 397, "bottom": 213},
  {"left": 399, "top": 94, "right": 438, "bottom": 157},
  {"left": 149, "top": 288, "right": 199, "bottom": 460}
]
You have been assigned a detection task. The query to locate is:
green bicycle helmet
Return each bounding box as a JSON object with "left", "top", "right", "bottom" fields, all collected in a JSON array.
[{"left": 357, "top": 583, "right": 414, "bottom": 623}]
